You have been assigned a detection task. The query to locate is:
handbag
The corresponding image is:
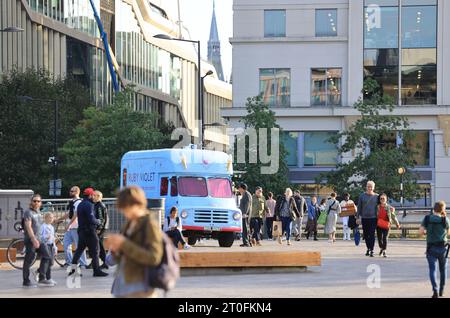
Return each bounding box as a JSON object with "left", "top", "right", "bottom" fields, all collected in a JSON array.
[
  {"left": 317, "top": 210, "right": 327, "bottom": 225},
  {"left": 377, "top": 218, "right": 390, "bottom": 230},
  {"left": 272, "top": 221, "right": 282, "bottom": 237}
]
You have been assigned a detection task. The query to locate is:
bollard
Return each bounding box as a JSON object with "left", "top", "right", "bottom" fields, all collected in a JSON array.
[{"left": 147, "top": 198, "right": 165, "bottom": 230}]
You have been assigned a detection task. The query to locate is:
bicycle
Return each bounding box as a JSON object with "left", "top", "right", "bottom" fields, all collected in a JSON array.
[{"left": 7, "top": 221, "right": 66, "bottom": 270}]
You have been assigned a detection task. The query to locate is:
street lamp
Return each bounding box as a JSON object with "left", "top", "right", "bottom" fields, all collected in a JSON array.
[
  {"left": 201, "top": 70, "right": 214, "bottom": 148},
  {"left": 154, "top": 34, "right": 203, "bottom": 147},
  {"left": 0, "top": 27, "right": 24, "bottom": 33},
  {"left": 18, "top": 96, "right": 60, "bottom": 196}
]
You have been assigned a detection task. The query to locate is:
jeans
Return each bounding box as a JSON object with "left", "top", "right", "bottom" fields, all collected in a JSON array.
[
  {"left": 426, "top": 245, "right": 448, "bottom": 293},
  {"left": 362, "top": 218, "right": 377, "bottom": 251},
  {"left": 72, "top": 228, "right": 100, "bottom": 273},
  {"left": 98, "top": 234, "right": 106, "bottom": 263},
  {"left": 265, "top": 217, "right": 274, "bottom": 239},
  {"left": 242, "top": 217, "right": 251, "bottom": 245},
  {"left": 291, "top": 216, "right": 303, "bottom": 238},
  {"left": 281, "top": 217, "right": 292, "bottom": 241},
  {"left": 23, "top": 239, "right": 52, "bottom": 283},
  {"left": 63, "top": 229, "right": 87, "bottom": 266},
  {"left": 166, "top": 229, "right": 186, "bottom": 247},
  {"left": 376, "top": 227, "right": 390, "bottom": 250},
  {"left": 250, "top": 218, "right": 263, "bottom": 242}
]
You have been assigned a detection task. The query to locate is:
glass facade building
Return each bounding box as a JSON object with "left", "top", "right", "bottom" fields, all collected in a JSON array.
[{"left": 363, "top": 0, "right": 437, "bottom": 105}]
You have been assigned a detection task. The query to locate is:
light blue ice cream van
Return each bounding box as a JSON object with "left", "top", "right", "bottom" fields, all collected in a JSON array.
[{"left": 120, "top": 148, "right": 242, "bottom": 247}]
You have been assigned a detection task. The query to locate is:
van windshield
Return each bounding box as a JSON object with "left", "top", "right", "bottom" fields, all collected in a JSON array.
[
  {"left": 208, "top": 178, "right": 233, "bottom": 198},
  {"left": 178, "top": 177, "right": 208, "bottom": 197}
]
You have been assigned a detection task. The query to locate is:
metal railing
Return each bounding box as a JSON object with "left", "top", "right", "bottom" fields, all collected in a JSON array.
[{"left": 41, "top": 198, "right": 126, "bottom": 234}]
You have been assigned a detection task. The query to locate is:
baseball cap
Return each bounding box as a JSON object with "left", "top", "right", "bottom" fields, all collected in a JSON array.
[{"left": 83, "top": 187, "right": 95, "bottom": 196}]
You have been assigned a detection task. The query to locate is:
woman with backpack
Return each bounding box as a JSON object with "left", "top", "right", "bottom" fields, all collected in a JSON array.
[
  {"left": 106, "top": 186, "right": 163, "bottom": 298},
  {"left": 324, "top": 193, "right": 341, "bottom": 243},
  {"left": 376, "top": 193, "right": 400, "bottom": 258},
  {"left": 274, "top": 188, "right": 299, "bottom": 246},
  {"left": 419, "top": 201, "right": 450, "bottom": 298},
  {"left": 164, "top": 206, "right": 191, "bottom": 250}
]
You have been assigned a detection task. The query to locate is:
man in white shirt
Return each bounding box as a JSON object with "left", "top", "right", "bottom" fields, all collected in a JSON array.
[{"left": 59, "top": 186, "right": 88, "bottom": 267}]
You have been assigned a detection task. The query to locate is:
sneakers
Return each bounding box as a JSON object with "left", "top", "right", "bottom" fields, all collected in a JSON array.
[
  {"left": 38, "top": 279, "right": 55, "bottom": 287},
  {"left": 379, "top": 249, "right": 384, "bottom": 256},
  {"left": 287, "top": 240, "right": 291, "bottom": 246},
  {"left": 440, "top": 289, "right": 445, "bottom": 297},
  {"left": 32, "top": 269, "right": 40, "bottom": 282},
  {"left": 256, "top": 241, "right": 262, "bottom": 246},
  {"left": 47, "top": 279, "right": 57, "bottom": 285},
  {"left": 369, "top": 250, "right": 374, "bottom": 257},
  {"left": 240, "top": 243, "right": 250, "bottom": 247},
  {"left": 382, "top": 251, "right": 387, "bottom": 258},
  {"left": 183, "top": 244, "right": 192, "bottom": 250},
  {"left": 22, "top": 281, "right": 37, "bottom": 288},
  {"left": 278, "top": 236, "right": 282, "bottom": 244},
  {"left": 295, "top": 235, "right": 301, "bottom": 242},
  {"left": 313, "top": 237, "right": 318, "bottom": 241},
  {"left": 93, "top": 271, "right": 109, "bottom": 277},
  {"left": 100, "top": 263, "right": 109, "bottom": 270},
  {"left": 365, "top": 250, "right": 370, "bottom": 256},
  {"left": 432, "top": 291, "right": 439, "bottom": 298}
]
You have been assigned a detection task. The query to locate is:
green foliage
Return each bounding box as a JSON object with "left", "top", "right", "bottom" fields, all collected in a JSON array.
[
  {"left": 318, "top": 78, "right": 422, "bottom": 201},
  {"left": 60, "top": 88, "right": 176, "bottom": 197},
  {"left": 233, "top": 95, "right": 291, "bottom": 196},
  {"left": 0, "top": 68, "right": 90, "bottom": 193}
]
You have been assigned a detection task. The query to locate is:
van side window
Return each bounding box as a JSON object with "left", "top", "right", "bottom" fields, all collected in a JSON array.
[
  {"left": 170, "top": 176, "right": 178, "bottom": 196},
  {"left": 160, "top": 177, "right": 168, "bottom": 196}
]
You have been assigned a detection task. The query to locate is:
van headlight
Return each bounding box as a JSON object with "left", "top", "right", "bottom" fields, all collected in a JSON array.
[
  {"left": 181, "top": 209, "right": 189, "bottom": 219},
  {"left": 233, "top": 212, "right": 242, "bottom": 221}
]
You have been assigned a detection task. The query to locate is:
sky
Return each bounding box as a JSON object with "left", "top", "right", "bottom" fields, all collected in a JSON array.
[{"left": 179, "top": 0, "right": 233, "bottom": 82}]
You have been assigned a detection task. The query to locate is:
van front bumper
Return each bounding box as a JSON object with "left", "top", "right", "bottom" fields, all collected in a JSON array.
[{"left": 183, "top": 225, "right": 241, "bottom": 233}]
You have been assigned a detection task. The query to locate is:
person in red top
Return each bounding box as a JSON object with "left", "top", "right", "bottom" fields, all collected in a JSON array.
[{"left": 376, "top": 193, "right": 401, "bottom": 257}]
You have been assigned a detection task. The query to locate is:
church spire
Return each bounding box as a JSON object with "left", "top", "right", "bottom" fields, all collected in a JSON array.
[{"left": 208, "top": 0, "right": 224, "bottom": 81}]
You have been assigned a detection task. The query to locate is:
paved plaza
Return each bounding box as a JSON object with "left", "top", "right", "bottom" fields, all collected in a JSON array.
[{"left": 0, "top": 239, "right": 440, "bottom": 298}]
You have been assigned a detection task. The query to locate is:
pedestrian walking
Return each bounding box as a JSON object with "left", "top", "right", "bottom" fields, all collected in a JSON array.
[
  {"left": 356, "top": 181, "right": 379, "bottom": 257},
  {"left": 305, "top": 196, "right": 320, "bottom": 241},
  {"left": 164, "top": 206, "right": 191, "bottom": 250},
  {"left": 376, "top": 193, "right": 400, "bottom": 258},
  {"left": 419, "top": 201, "right": 450, "bottom": 298},
  {"left": 292, "top": 190, "right": 307, "bottom": 241},
  {"left": 69, "top": 188, "right": 108, "bottom": 277},
  {"left": 340, "top": 193, "right": 356, "bottom": 241},
  {"left": 250, "top": 187, "right": 269, "bottom": 246},
  {"left": 106, "top": 186, "right": 164, "bottom": 298},
  {"left": 58, "top": 186, "right": 87, "bottom": 268},
  {"left": 22, "top": 194, "right": 53, "bottom": 287},
  {"left": 265, "top": 192, "right": 276, "bottom": 240},
  {"left": 93, "top": 190, "right": 109, "bottom": 269},
  {"left": 38, "top": 212, "right": 58, "bottom": 286},
  {"left": 237, "top": 183, "right": 253, "bottom": 247},
  {"left": 274, "top": 188, "right": 299, "bottom": 246},
  {"left": 324, "top": 193, "right": 341, "bottom": 243}
]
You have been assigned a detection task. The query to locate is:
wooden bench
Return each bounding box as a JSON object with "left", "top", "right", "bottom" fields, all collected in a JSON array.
[{"left": 179, "top": 251, "right": 321, "bottom": 269}]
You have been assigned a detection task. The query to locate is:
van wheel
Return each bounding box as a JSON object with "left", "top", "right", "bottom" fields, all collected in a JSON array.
[
  {"left": 187, "top": 236, "right": 197, "bottom": 246},
  {"left": 218, "top": 233, "right": 235, "bottom": 247}
]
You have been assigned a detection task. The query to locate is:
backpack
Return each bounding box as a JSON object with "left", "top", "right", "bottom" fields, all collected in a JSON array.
[
  {"left": 166, "top": 216, "right": 180, "bottom": 230},
  {"left": 146, "top": 232, "right": 180, "bottom": 293},
  {"left": 424, "top": 214, "right": 446, "bottom": 229},
  {"left": 68, "top": 198, "right": 82, "bottom": 219}
]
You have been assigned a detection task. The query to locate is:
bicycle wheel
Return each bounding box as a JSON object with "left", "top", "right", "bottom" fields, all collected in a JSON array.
[
  {"left": 7, "top": 239, "right": 36, "bottom": 270},
  {"left": 54, "top": 237, "right": 66, "bottom": 267}
]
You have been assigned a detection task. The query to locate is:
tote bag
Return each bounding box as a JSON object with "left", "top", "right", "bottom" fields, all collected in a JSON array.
[{"left": 272, "top": 221, "right": 282, "bottom": 237}]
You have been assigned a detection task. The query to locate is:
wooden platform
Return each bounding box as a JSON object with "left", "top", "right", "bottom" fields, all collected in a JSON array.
[
  {"left": 0, "top": 248, "right": 14, "bottom": 263},
  {"left": 179, "top": 251, "right": 321, "bottom": 269}
]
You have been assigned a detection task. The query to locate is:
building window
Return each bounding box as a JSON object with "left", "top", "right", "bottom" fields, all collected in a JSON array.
[
  {"left": 259, "top": 68, "right": 290, "bottom": 107},
  {"left": 264, "top": 10, "right": 286, "bottom": 37},
  {"left": 304, "top": 132, "right": 338, "bottom": 167},
  {"left": 311, "top": 68, "right": 342, "bottom": 106},
  {"left": 316, "top": 9, "right": 338, "bottom": 37},
  {"left": 282, "top": 132, "right": 299, "bottom": 167},
  {"left": 405, "top": 131, "right": 431, "bottom": 167},
  {"left": 363, "top": 0, "right": 437, "bottom": 105}
]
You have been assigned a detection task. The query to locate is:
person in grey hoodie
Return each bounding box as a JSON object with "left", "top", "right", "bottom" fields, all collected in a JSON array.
[
  {"left": 356, "top": 181, "right": 379, "bottom": 257},
  {"left": 238, "top": 183, "right": 253, "bottom": 247}
]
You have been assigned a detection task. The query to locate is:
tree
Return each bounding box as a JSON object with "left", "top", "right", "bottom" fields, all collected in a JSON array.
[
  {"left": 233, "top": 95, "right": 291, "bottom": 196},
  {"left": 60, "top": 89, "right": 176, "bottom": 197},
  {"left": 317, "top": 78, "right": 422, "bottom": 201},
  {"left": 0, "top": 68, "right": 91, "bottom": 193}
]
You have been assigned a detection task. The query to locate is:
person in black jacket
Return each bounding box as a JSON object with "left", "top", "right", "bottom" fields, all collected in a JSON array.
[
  {"left": 238, "top": 183, "right": 253, "bottom": 247},
  {"left": 274, "top": 188, "right": 299, "bottom": 245},
  {"left": 93, "top": 190, "right": 108, "bottom": 270},
  {"left": 69, "top": 188, "right": 108, "bottom": 277}
]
